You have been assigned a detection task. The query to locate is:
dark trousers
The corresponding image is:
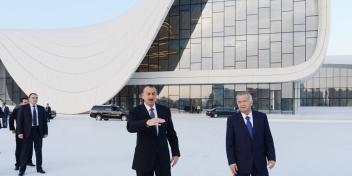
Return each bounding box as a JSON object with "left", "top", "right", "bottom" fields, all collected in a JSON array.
[
  {"left": 15, "top": 134, "right": 33, "bottom": 167},
  {"left": 2, "top": 116, "right": 7, "bottom": 128},
  {"left": 236, "top": 163, "right": 269, "bottom": 176},
  {"left": 136, "top": 156, "right": 171, "bottom": 176},
  {"left": 19, "top": 127, "right": 43, "bottom": 173},
  {"left": 237, "top": 173, "right": 268, "bottom": 176}
]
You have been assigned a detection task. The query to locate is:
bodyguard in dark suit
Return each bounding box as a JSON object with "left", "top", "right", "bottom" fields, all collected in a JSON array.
[
  {"left": 0, "top": 106, "right": 3, "bottom": 128},
  {"left": 1, "top": 100, "right": 10, "bottom": 128},
  {"left": 127, "top": 85, "right": 180, "bottom": 176},
  {"left": 17, "top": 93, "right": 48, "bottom": 176},
  {"left": 45, "top": 103, "right": 52, "bottom": 122},
  {"left": 226, "top": 92, "right": 276, "bottom": 176},
  {"left": 9, "top": 97, "right": 35, "bottom": 170}
]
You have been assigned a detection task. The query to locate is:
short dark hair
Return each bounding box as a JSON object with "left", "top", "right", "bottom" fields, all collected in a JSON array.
[
  {"left": 28, "top": 93, "right": 38, "bottom": 98},
  {"left": 20, "top": 97, "right": 28, "bottom": 103},
  {"left": 141, "top": 84, "right": 157, "bottom": 93}
]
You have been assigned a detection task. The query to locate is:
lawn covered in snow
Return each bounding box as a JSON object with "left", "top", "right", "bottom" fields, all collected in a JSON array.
[{"left": 1, "top": 113, "right": 351, "bottom": 176}]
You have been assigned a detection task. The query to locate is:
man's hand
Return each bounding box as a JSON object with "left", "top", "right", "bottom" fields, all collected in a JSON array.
[
  {"left": 170, "top": 156, "right": 179, "bottom": 167},
  {"left": 11, "top": 130, "right": 16, "bottom": 134},
  {"left": 18, "top": 134, "right": 23, "bottom": 139},
  {"left": 146, "top": 118, "right": 165, "bottom": 127},
  {"left": 230, "top": 164, "right": 238, "bottom": 175},
  {"left": 229, "top": 163, "right": 238, "bottom": 175},
  {"left": 43, "top": 134, "right": 48, "bottom": 138},
  {"left": 268, "top": 160, "right": 276, "bottom": 169}
]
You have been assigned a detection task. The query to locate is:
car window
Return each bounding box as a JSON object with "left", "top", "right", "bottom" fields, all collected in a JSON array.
[
  {"left": 112, "top": 106, "right": 121, "bottom": 111},
  {"left": 216, "top": 107, "right": 224, "bottom": 111},
  {"left": 93, "top": 106, "right": 107, "bottom": 111},
  {"left": 225, "top": 108, "right": 232, "bottom": 112}
]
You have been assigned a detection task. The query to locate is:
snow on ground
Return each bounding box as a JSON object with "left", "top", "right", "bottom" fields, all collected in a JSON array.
[{"left": 1, "top": 112, "right": 352, "bottom": 176}]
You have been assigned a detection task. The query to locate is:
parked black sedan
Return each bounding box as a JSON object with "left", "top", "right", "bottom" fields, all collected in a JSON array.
[
  {"left": 49, "top": 110, "right": 56, "bottom": 119},
  {"left": 90, "top": 105, "right": 128, "bottom": 121},
  {"left": 205, "top": 107, "right": 237, "bottom": 118}
]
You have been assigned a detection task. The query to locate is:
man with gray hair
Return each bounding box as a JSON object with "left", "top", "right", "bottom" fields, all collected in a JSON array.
[{"left": 226, "top": 92, "right": 276, "bottom": 176}]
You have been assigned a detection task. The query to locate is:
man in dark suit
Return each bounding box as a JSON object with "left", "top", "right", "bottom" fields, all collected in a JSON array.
[
  {"left": 45, "top": 103, "right": 52, "bottom": 122},
  {"left": 127, "top": 85, "right": 180, "bottom": 176},
  {"left": 1, "top": 100, "right": 10, "bottom": 128},
  {"left": 0, "top": 106, "right": 2, "bottom": 128},
  {"left": 17, "top": 93, "right": 48, "bottom": 176},
  {"left": 226, "top": 92, "right": 276, "bottom": 176},
  {"left": 9, "top": 97, "right": 35, "bottom": 170}
]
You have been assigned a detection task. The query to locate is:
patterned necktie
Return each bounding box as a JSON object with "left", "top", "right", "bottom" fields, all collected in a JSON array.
[
  {"left": 245, "top": 116, "right": 253, "bottom": 139},
  {"left": 149, "top": 108, "right": 159, "bottom": 135},
  {"left": 32, "top": 106, "right": 38, "bottom": 126}
]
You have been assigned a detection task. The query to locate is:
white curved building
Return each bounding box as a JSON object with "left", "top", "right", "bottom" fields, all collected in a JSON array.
[
  {"left": 0, "top": 0, "right": 174, "bottom": 113},
  {"left": 1, "top": 0, "right": 342, "bottom": 114}
]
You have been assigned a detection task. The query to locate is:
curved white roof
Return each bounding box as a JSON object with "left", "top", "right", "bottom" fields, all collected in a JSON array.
[{"left": 0, "top": 0, "right": 174, "bottom": 113}]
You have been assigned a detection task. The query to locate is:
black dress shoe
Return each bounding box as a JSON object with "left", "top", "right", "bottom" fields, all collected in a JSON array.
[
  {"left": 37, "top": 169, "right": 46, "bottom": 174},
  {"left": 27, "top": 163, "right": 35, "bottom": 167},
  {"left": 18, "top": 171, "right": 24, "bottom": 176}
]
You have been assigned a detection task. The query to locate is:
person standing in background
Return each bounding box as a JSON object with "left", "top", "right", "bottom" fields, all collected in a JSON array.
[
  {"left": 0, "top": 99, "right": 9, "bottom": 128},
  {"left": 17, "top": 93, "right": 48, "bottom": 176},
  {"left": 45, "top": 103, "right": 52, "bottom": 122},
  {"left": 9, "top": 97, "right": 35, "bottom": 170}
]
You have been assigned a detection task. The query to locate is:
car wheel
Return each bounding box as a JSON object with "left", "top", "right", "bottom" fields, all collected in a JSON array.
[
  {"left": 214, "top": 114, "right": 218, "bottom": 118},
  {"left": 121, "top": 115, "right": 127, "bottom": 121},
  {"left": 96, "top": 114, "right": 102, "bottom": 121}
]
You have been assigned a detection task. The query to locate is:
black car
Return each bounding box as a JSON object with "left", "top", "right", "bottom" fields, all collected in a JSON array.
[
  {"left": 48, "top": 110, "right": 56, "bottom": 119},
  {"left": 89, "top": 105, "right": 128, "bottom": 121},
  {"left": 205, "top": 107, "right": 236, "bottom": 118}
]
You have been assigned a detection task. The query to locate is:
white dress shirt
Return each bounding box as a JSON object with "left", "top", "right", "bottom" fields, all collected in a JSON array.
[
  {"left": 241, "top": 111, "right": 254, "bottom": 127},
  {"left": 30, "top": 104, "right": 39, "bottom": 126},
  {"left": 144, "top": 103, "right": 159, "bottom": 134},
  {"left": 144, "top": 103, "right": 158, "bottom": 118}
]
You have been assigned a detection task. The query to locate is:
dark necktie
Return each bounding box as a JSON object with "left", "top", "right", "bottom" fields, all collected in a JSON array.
[
  {"left": 32, "top": 106, "right": 38, "bottom": 126},
  {"left": 245, "top": 116, "right": 253, "bottom": 139},
  {"left": 149, "top": 108, "right": 159, "bottom": 135}
]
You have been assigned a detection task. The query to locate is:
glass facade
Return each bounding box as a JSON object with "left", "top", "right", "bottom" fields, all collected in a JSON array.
[
  {"left": 300, "top": 64, "right": 352, "bottom": 106},
  {"left": 115, "top": 0, "right": 319, "bottom": 113},
  {"left": 137, "top": 0, "right": 319, "bottom": 72},
  {"left": 0, "top": 61, "right": 27, "bottom": 105},
  {"left": 113, "top": 83, "right": 296, "bottom": 114}
]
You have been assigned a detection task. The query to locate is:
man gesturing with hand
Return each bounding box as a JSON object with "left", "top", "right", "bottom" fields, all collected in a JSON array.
[{"left": 127, "top": 84, "right": 180, "bottom": 176}]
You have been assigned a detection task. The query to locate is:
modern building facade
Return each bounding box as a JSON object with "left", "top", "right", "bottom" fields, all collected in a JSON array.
[
  {"left": 300, "top": 56, "right": 352, "bottom": 107},
  {"left": 113, "top": 0, "right": 331, "bottom": 114},
  {"left": 1, "top": 0, "right": 346, "bottom": 114}
]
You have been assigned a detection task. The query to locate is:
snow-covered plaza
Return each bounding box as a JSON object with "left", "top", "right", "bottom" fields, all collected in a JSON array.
[{"left": 1, "top": 112, "right": 351, "bottom": 176}]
